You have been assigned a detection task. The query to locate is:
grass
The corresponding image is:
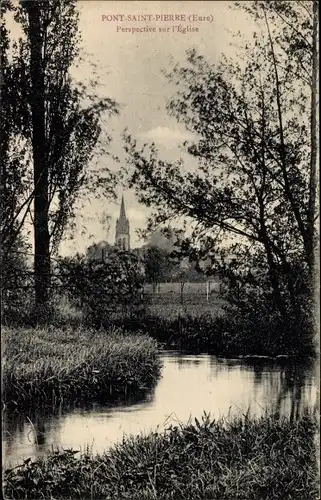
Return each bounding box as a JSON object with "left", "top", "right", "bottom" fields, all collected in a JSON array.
[
  {"left": 144, "top": 286, "right": 225, "bottom": 319},
  {"left": 146, "top": 297, "right": 225, "bottom": 319},
  {"left": 3, "top": 411, "right": 319, "bottom": 499},
  {"left": 3, "top": 286, "right": 314, "bottom": 363},
  {"left": 116, "top": 312, "right": 315, "bottom": 358},
  {"left": 43, "top": 290, "right": 314, "bottom": 358},
  {"left": 2, "top": 326, "right": 162, "bottom": 410}
]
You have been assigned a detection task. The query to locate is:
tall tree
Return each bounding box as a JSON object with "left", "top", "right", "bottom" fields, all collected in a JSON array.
[
  {"left": 0, "top": 0, "right": 33, "bottom": 317},
  {"left": 22, "top": 0, "right": 49, "bottom": 307},
  {"left": 124, "top": 1, "right": 318, "bottom": 334},
  {"left": 2, "top": 0, "right": 118, "bottom": 313},
  {"left": 235, "top": 0, "right": 319, "bottom": 283},
  {"left": 0, "top": 0, "right": 30, "bottom": 255}
]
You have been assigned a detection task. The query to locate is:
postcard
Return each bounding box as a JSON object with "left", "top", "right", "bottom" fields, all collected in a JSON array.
[{"left": 2, "top": 1, "right": 319, "bottom": 498}]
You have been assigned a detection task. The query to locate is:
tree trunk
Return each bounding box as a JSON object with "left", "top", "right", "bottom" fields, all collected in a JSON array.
[
  {"left": 180, "top": 281, "right": 185, "bottom": 305},
  {"left": 258, "top": 196, "right": 287, "bottom": 319},
  {"left": 26, "top": 1, "right": 50, "bottom": 313},
  {"left": 307, "top": 0, "right": 319, "bottom": 280}
]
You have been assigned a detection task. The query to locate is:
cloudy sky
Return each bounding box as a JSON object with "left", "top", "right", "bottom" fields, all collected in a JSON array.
[{"left": 8, "top": 1, "right": 255, "bottom": 255}]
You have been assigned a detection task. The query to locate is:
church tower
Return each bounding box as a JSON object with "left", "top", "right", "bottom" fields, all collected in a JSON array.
[{"left": 115, "top": 195, "right": 130, "bottom": 250}]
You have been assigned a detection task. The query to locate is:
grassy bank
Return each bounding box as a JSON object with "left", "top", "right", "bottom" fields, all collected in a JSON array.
[
  {"left": 116, "top": 312, "right": 314, "bottom": 358},
  {"left": 3, "top": 412, "right": 319, "bottom": 499},
  {"left": 140, "top": 288, "right": 315, "bottom": 357},
  {"left": 2, "top": 327, "right": 161, "bottom": 410},
  {"left": 4, "top": 289, "right": 314, "bottom": 359}
]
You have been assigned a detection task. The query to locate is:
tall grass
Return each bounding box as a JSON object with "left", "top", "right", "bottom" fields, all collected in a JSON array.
[
  {"left": 3, "top": 411, "right": 319, "bottom": 499},
  {"left": 2, "top": 327, "right": 162, "bottom": 409},
  {"left": 115, "top": 313, "right": 314, "bottom": 358}
]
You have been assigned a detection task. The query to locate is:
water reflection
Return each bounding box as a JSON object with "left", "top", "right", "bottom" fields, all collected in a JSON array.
[{"left": 3, "top": 354, "right": 318, "bottom": 468}]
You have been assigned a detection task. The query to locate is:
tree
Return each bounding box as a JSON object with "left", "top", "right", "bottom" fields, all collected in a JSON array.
[
  {"left": 124, "top": 1, "right": 318, "bottom": 341},
  {"left": 0, "top": 1, "right": 30, "bottom": 259},
  {"left": 143, "top": 246, "right": 175, "bottom": 292},
  {"left": 0, "top": 1, "right": 33, "bottom": 321},
  {"left": 22, "top": 0, "right": 50, "bottom": 308},
  {"left": 1, "top": 0, "right": 118, "bottom": 314},
  {"left": 171, "top": 258, "right": 190, "bottom": 305},
  {"left": 236, "top": 0, "right": 319, "bottom": 281}
]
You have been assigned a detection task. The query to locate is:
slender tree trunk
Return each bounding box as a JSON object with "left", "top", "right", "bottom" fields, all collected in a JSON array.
[
  {"left": 180, "top": 281, "right": 185, "bottom": 305},
  {"left": 258, "top": 194, "right": 287, "bottom": 319},
  {"left": 26, "top": 1, "right": 50, "bottom": 312},
  {"left": 264, "top": 8, "right": 312, "bottom": 266},
  {"left": 307, "top": 0, "right": 319, "bottom": 280},
  {"left": 264, "top": 245, "right": 285, "bottom": 317}
]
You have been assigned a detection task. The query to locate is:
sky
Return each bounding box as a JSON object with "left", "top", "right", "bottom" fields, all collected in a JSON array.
[{"left": 7, "top": 1, "right": 255, "bottom": 255}]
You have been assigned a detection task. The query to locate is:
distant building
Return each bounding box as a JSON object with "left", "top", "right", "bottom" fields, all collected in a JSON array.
[
  {"left": 115, "top": 195, "right": 130, "bottom": 251},
  {"left": 144, "top": 229, "right": 180, "bottom": 252},
  {"left": 86, "top": 195, "right": 131, "bottom": 260},
  {"left": 86, "top": 240, "right": 112, "bottom": 261}
]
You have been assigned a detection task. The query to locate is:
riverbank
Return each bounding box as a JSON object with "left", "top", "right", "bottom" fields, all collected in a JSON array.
[
  {"left": 2, "top": 327, "right": 161, "bottom": 410},
  {"left": 4, "top": 293, "right": 315, "bottom": 358},
  {"left": 4, "top": 412, "right": 318, "bottom": 499},
  {"left": 117, "top": 312, "right": 315, "bottom": 358}
]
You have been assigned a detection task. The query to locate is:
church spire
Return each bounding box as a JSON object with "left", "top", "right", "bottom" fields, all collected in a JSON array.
[
  {"left": 115, "top": 194, "right": 130, "bottom": 250},
  {"left": 119, "top": 194, "right": 126, "bottom": 219}
]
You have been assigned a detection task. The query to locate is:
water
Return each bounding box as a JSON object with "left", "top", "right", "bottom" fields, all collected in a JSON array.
[{"left": 3, "top": 353, "right": 318, "bottom": 468}]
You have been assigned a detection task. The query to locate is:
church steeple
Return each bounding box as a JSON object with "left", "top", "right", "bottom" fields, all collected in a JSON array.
[
  {"left": 115, "top": 194, "right": 130, "bottom": 250},
  {"left": 120, "top": 194, "right": 126, "bottom": 219}
]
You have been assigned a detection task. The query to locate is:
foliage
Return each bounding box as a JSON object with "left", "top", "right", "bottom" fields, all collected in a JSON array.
[
  {"left": 57, "top": 248, "right": 145, "bottom": 327},
  {"left": 0, "top": 1, "right": 31, "bottom": 256},
  {"left": 118, "top": 311, "right": 314, "bottom": 358},
  {"left": 2, "top": 326, "right": 161, "bottom": 410},
  {"left": 1, "top": 0, "right": 119, "bottom": 310},
  {"left": 124, "top": 0, "right": 318, "bottom": 348},
  {"left": 143, "top": 246, "right": 177, "bottom": 290},
  {"left": 143, "top": 245, "right": 207, "bottom": 294},
  {"left": 3, "top": 412, "right": 318, "bottom": 499},
  {"left": 54, "top": 253, "right": 88, "bottom": 306},
  {"left": 0, "top": 236, "right": 33, "bottom": 324},
  {"left": 2, "top": 0, "right": 118, "bottom": 253}
]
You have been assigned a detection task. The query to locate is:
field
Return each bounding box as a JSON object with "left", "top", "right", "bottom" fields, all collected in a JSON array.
[
  {"left": 144, "top": 281, "right": 221, "bottom": 295},
  {"left": 144, "top": 281, "right": 226, "bottom": 319},
  {"left": 4, "top": 412, "right": 319, "bottom": 499},
  {"left": 2, "top": 326, "right": 161, "bottom": 410}
]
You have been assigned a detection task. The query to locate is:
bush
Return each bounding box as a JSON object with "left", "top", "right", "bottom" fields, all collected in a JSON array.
[
  {"left": 115, "top": 309, "right": 315, "bottom": 358},
  {"left": 57, "top": 249, "right": 145, "bottom": 328},
  {"left": 1, "top": 238, "right": 34, "bottom": 325}
]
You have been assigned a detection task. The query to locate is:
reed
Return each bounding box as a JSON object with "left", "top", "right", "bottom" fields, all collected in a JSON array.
[
  {"left": 2, "top": 326, "right": 162, "bottom": 409},
  {"left": 3, "top": 411, "right": 319, "bottom": 499},
  {"left": 116, "top": 312, "right": 315, "bottom": 358}
]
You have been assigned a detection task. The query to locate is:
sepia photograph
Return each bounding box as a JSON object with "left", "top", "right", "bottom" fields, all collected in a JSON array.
[{"left": 1, "top": 0, "right": 320, "bottom": 498}]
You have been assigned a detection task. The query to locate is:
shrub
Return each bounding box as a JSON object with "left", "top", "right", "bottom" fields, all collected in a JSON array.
[
  {"left": 116, "top": 310, "right": 315, "bottom": 358},
  {"left": 56, "top": 249, "right": 145, "bottom": 328},
  {"left": 1, "top": 238, "right": 34, "bottom": 325}
]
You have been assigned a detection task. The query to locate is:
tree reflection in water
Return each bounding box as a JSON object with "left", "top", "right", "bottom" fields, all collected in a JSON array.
[
  {"left": 247, "top": 357, "right": 317, "bottom": 421},
  {"left": 3, "top": 355, "right": 317, "bottom": 468},
  {"left": 206, "top": 355, "right": 317, "bottom": 420},
  {"left": 3, "top": 388, "right": 159, "bottom": 467}
]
